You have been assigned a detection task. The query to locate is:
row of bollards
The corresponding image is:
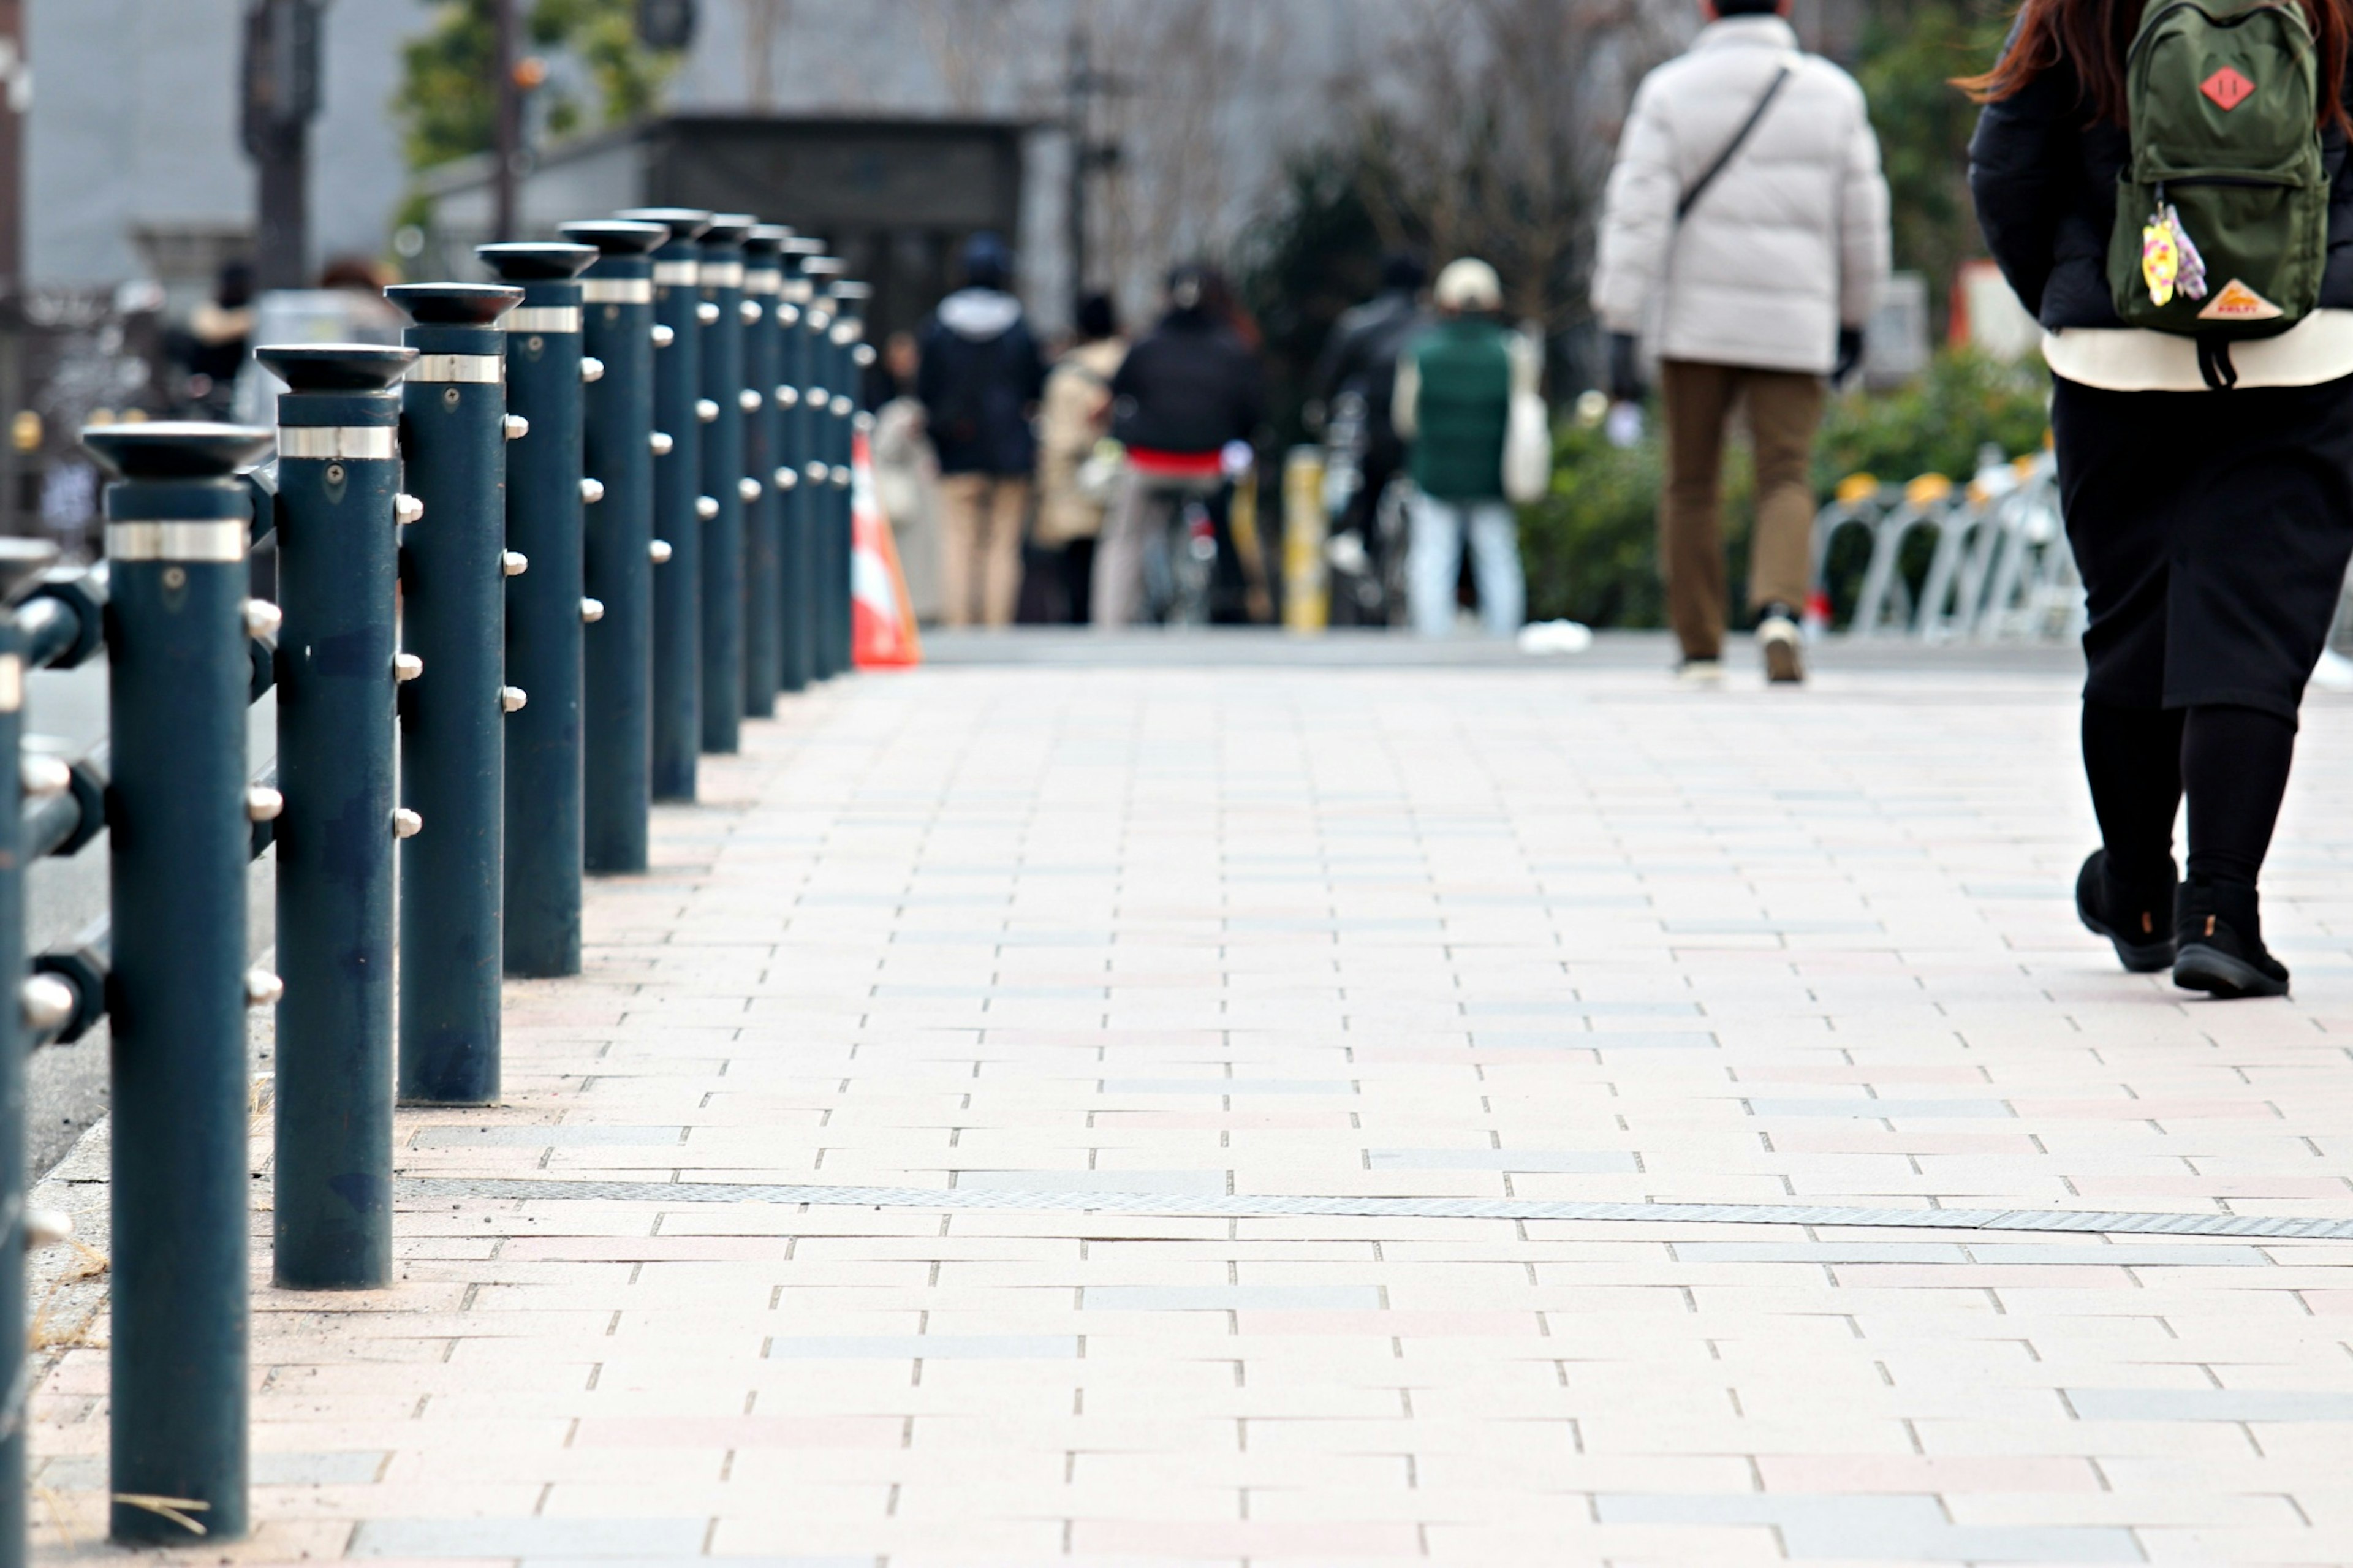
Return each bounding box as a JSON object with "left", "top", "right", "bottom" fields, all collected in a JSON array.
[{"left": 0, "top": 207, "right": 868, "bottom": 1560}]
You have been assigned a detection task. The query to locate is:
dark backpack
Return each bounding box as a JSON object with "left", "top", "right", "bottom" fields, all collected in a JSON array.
[{"left": 2107, "top": 0, "right": 2328, "bottom": 366}]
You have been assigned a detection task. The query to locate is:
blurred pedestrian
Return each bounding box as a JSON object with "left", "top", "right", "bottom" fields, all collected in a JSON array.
[
  {"left": 1393, "top": 259, "right": 1527, "bottom": 638},
  {"left": 1094, "top": 264, "right": 1265, "bottom": 627},
  {"left": 917, "top": 232, "right": 1046, "bottom": 629},
  {"left": 176, "top": 259, "right": 254, "bottom": 416},
  {"left": 1313, "top": 252, "right": 1427, "bottom": 594},
  {"left": 1967, "top": 0, "right": 2353, "bottom": 999},
  {"left": 1592, "top": 0, "right": 1890, "bottom": 684},
  {"left": 870, "top": 331, "right": 942, "bottom": 623},
  {"left": 1034, "top": 292, "right": 1126, "bottom": 624}
]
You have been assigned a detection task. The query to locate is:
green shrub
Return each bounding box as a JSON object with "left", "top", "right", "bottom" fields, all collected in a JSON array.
[{"left": 1518, "top": 349, "right": 2050, "bottom": 629}]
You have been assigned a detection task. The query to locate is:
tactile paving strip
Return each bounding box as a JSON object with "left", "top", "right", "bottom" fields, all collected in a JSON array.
[{"left": 396, "top": 1177, "right": 2353, "bottom": 1241}]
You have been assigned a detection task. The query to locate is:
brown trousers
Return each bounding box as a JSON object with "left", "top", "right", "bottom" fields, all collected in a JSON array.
[
  {"left": 937, "top": 473, "right": 1031, "bottom": 629},
  {"left": 1659, "top": 359, "right": 1825, "bottom": 660}
]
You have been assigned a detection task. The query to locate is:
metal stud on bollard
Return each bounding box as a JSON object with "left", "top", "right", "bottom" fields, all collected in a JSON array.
[
  {"left": 616, "top": 207, "right": 713, "bottom": 800},
  {"left": 559, "top": 219, "right": 668, "bottom": 874},
  {"left": 479, "top": 241, "right": 599, "bottom": 979},
  {"left": 826, "top": 277, "right": 872, "bottom": 678},
  {"left": 777, "top": 237, "right": 824, "bottom": 695},
  {"left": 254, "top": 343, "right": 416, "bottom": 1292},
  {"left": 387, "top": 282, "right": 525, "bottom": 1107},
  {"left": 82, "top": 421, "right": 274, "bottom": 1546},
  {"left": 0, "top": 533, "right": 57, "bottom": 1568},
  {"left": 695, "top": 214, "right": 753, "bottom": 754},
  {"left": 800, "top": 256, "right": 844, "bottom": 680},
  {"left": 740, "top": 224, "right": 787, "bottom": 720}
]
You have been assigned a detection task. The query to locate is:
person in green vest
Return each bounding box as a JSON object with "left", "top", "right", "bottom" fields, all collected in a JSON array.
[{"left": 1393, "top": 259, "right": 1528, "bottom": 638}]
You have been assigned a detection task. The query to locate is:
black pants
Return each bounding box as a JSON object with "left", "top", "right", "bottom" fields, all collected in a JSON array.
[{"left": 2055, "top": 373, "right": 2353, "bottom": 888}]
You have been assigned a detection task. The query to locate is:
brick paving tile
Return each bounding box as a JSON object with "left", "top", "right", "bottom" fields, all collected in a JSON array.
[{"left": 29, "top": 657, "right": 2353, "bottom": 1564}]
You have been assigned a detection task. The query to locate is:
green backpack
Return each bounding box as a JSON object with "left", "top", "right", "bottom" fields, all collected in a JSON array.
[{"left": 2107, "top": 0, "right": 2328, "bottom": 363}]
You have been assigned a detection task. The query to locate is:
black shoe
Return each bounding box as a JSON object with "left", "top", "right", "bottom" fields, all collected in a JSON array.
[
  {"left": 2173, "top": 879, "right": 2290, "bottom": 999},
  {"left": 2076, "top": 850, "right": 2178, "bottom": 974}
]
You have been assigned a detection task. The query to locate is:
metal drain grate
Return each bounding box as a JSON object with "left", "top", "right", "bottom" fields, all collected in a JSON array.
[{"left": 394, "top": 1177, "right": 2353, "bottom": 1241}]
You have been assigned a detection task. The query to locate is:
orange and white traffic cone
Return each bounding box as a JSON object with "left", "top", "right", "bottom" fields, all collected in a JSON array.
[{"left": 851, "top": 430, "right": 922, "bottom": 670}]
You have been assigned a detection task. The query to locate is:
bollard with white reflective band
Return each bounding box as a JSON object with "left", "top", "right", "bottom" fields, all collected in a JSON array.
[
  {"left": 801, "top": 256, "right": 845, "bottom": 680},
  {"left": 83, "top": 421, "right": 274, "bottom": 1545},
  {"left": 560, "top": 219, "right": 667, "bottom": 875},
  {"left": 480, "top": 241, "right": 598, "bottom": 979},
  {"left": 740, "top": 224, "right": 787, "bottom": 719},
  {"left": 695, "top": 214, "right": 753, "bottom": 753},
  {"left": 0, "top": 532, "right": 56, "bottom": 1568},
  {"left": 254, "top": 343, "right": 415, "bottom": 1292},
  {"left": 778, "top": 238, "right": 824, "bottom": 694},
  {"left": 387, "top": 282, "right": 524, "bottom": 1107},
  {"left": 616, "top": 207, "right": 713, "bottom": 800},
  {"left": 825, "top": 277, "right": 871, "bottom": 678}
]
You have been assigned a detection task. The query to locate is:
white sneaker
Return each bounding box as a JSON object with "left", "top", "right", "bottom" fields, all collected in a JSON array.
[
  {"left": 1675, "top": 658, "right": 1724, "bottom": 687},
  {"left": 1757, "top": 609, "right": 1805, "bottom": 684}
]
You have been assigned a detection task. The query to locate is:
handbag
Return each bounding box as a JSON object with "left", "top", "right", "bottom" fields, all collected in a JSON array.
[{"left": 1502, "top": 331, "right": 1552, "bottom": 506}]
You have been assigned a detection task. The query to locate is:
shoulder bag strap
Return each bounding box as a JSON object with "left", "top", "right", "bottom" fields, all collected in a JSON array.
[{"left": 1677, "top": 60, "right": 1797, "bottom": 222}]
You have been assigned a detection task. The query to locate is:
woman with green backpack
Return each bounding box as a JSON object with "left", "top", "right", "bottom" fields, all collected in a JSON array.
[{"left": 1968, "top": 0, "right": 2353, "bottom": 999}]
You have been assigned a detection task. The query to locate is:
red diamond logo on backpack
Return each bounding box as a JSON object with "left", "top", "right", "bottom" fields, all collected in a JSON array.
[{"left": 2203, "top": 66, "right": 2256, "bottom": 110}]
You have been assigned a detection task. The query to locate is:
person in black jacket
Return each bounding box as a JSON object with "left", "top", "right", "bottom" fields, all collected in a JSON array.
[
  {"left": 1967, "top": 0, "right": 2353, "bottom": 998},
  {"left": 1091, "top": 265, "right": 1265, "bottom": 626},
  {"left": 1311, "top": 254, "right": 1427, "bottom": 601},
  {"left": 916, "top": 232, "right": 1047, "bottom": 629}
]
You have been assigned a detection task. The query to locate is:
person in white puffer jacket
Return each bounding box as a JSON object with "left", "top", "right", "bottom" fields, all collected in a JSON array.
[{"left": 1591, "top": 0, "right": 1890, "bottom": 686}]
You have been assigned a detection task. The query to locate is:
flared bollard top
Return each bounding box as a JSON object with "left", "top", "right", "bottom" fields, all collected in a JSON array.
[
  {"left": 560, "top": 219, "right": 672, "bottom": 257},
  {"left": 702, "top": 213, "right": 756, "bottom": 253},
  {"left": 477, "top": 243, "right": 599, "bottom": 285},
  {"left": 254, "top": 344, "right": 418, "bottom": 395},
  {"left": 616, "top": 208, "right": 716, "bottom": 249},
  {"left": 385, "top": 282, "right": 525, "bottom": 328},
  {"left": 745, "top": 225, "right": 790, "bottom": 259},
  {"left": 82, "top": 422, "right": 272, "bottom": 483}
]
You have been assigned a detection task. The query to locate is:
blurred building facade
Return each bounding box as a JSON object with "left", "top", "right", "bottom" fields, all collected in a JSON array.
[{"left": 26, "top": 0, "right": 413, "bottom": 300}]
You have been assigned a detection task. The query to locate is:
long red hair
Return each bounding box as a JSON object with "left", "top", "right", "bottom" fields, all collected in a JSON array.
[{"left": 1960, "top": 0, "right": 2353, "bottom": 129}]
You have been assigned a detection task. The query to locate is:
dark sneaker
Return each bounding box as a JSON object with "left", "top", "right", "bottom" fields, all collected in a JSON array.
[
  {"left": 2173, "top": 879, "right": 2290, "bottom": 999},
  {"left": 1757, "top": 603, "right": 1805, "bottom": 684},
  {"left": 2075, "top": 849, "right": 2178, "bottom": 974}
]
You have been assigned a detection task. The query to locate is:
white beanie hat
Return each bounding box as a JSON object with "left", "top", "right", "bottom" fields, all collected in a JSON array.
[{"left": 1433, "top": 258, "right": 1503, "bottom": 312}]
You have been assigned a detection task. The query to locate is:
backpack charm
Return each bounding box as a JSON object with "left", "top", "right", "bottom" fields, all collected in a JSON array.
[
  {"left": 2168, "top": 203, "right": 2209, "bottom": 301},
  {"left": 2142, "top": 208, "right": 2181, "bottom": 306}
]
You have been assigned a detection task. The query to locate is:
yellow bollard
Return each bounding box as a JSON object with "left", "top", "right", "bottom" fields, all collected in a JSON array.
[{"left": 1282, "top": 446, "right": 1327, "bottom": 634}]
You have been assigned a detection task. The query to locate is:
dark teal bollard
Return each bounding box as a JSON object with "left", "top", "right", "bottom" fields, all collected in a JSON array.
[
  {"left": 778, "top": 238, "right": 824, "bottom": 694},
  {"left": 696, "top": 214, "right": 752, "bottom": 753},
  {"left": 0, "top": 536, "right": 59, "bottom": 1568},
  {"left": 825, "top": 278, "right": 871, "bottom": 677},
  {"left": 559, "top": 219, "right": 669, "bottom": 874},
  {"left": 388, "top": 282, "right": 525, "bottom": 1106},
  {"left": 740, "top": 224, "right": 787, "bottom": 719},
  {"left": 800, "top": 257, "right": 844, "bottom": 679},
  {"left": 616, "top": 207, "right": 713, "bottom": 800},
  {"left": 254, "top": 343, "right": 415, "bottom": 1290},
  {"left": 479, "top": 242, "right": 599, "bottom": 979},
  {"left": 83, "top": 421, "right": 275, "bottom": 1546}
]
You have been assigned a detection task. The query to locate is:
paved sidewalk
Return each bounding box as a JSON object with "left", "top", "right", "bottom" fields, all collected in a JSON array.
[{"left": 30, "top": 651, "right": 2353, "bottom": 1565}]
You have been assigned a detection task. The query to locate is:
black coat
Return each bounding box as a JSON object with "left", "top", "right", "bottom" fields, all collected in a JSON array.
[
  {"left": 915, "top": 295, "right": 1047, "bottom": 475},
  {"left": 1110, "top": 309, "right": 1265, "bottom": 456},
  {"left": 1968, "top": 47, "right": 2353, "bottom": 330}
]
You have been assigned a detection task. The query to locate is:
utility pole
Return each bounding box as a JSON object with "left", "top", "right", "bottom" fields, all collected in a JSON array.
[
  {"left": 0, "top": 0, "right": 26, "bottom": 295},
  {"left": 1064, "top": 28, "right": 1088, "bottom": 312},
  {"left": 241, "top": 0, "right": 324, "bottom": 292},
  {"left": 1063, "top": 26, "right": 1125, "bottom": 317},
  {"left": 493, "top": 0, "right": 522, "bottom": 243}
]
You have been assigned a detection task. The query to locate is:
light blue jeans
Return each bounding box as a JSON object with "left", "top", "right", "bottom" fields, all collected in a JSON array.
[{"left": 1408, "top": 492, "right": 1525, "bottom": 638}]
